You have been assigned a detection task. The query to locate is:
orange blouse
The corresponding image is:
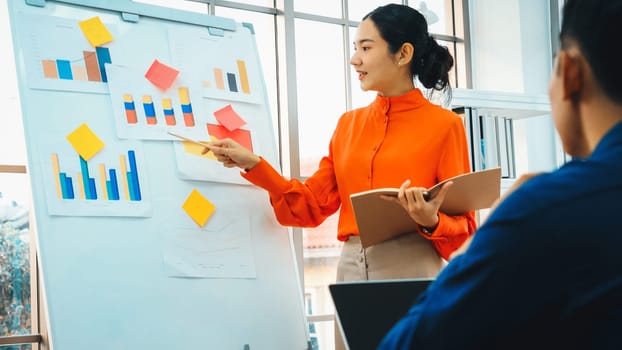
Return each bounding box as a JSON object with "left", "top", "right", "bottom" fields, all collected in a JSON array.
[{"left": 242, "top": 88, "right": 476, "bottom": 260}]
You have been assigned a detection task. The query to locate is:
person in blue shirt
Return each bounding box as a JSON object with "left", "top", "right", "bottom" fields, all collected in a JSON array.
[{"left": 378, "top": 0, "right": 622, "bottom": 348}]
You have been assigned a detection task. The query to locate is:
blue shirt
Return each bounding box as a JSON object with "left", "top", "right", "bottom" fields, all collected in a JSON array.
[{"left": 378, "top": 121, "right": 622, "bottom": 350}]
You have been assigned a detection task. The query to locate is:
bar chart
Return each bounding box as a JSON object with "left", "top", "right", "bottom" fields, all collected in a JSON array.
[
  {"left": 16, "top": 12, "right": 118, "bottom": 93},
  {"left": 121, "top": 87, "right": 195, "bottom": 127},
  {"left": 178, "top": 87, "right": 195, "bottom": 127},
  {"left": 50, "top": 150, "right": 142, "bottom": 202},
  {"left": 206, "top": 60, "right": 251, "bottom": 94},
  {"left": 41, "top": 47, "right": 112, "bottom": 82},
  {"left": 107, "top": 64, "right": 207, "bottom": 140},
  {"left": 167, "top": 28, "right": 263, "bottom": 105}
]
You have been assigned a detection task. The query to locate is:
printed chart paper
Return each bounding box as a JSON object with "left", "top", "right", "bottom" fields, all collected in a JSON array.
[
  {"left": 107, "top": 63, "right": 208, "bottom": 140},
  {"left": 42, "top": 135, "right": 152, "bottom": 217},
  {"left": 17, "top": 12, "right": 116, "bottom": 94},
  {"left": 162, "top": 205, "right": 256, "bottom": 279},
  {"left": 168, "top": 26, "right": 265, "bottom": 105}
]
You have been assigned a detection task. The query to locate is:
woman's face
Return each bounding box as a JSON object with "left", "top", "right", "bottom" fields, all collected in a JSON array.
[{"left": 350, "top": 18, "right": 412, "bottom": 96}]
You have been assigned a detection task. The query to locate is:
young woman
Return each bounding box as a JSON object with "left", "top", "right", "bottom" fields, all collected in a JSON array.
[{"left": 206, "top": 4, "right": 476, "bottom": 348}]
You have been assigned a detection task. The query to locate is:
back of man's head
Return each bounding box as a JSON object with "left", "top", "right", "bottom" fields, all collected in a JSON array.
[{"left": 560, "top": 0, "right": 622, "bottom": 104}]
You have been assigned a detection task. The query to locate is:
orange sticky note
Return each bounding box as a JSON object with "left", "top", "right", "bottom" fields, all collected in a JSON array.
[
  {"left": 182, "top": 189, "right": 216, "bottom": 227},
  {"left": 78, "top": 16, "right": 114, "bottom": 47},
  {"left": 213, "top": 104, "right": 247, "bottom": 131},
  {"left": 66, "top": 123, "right": 105, "bottom": 161},
  {"left": 207, "top": 124, "right": 253, "bottom": 152},
  {"left": 145, "top": 59, "right": 179, "bottom": 90}
]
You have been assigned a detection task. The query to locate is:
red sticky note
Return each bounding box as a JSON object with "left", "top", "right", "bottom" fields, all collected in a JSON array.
[
  {"left": 213, "top": 104, "right": 247, "bottom": 131},
  {"left": 144, "top": 59, "right": 179, "bottom": 90},
  {"left": 207, "top": 123, "right": 253, "bottom": 152}
]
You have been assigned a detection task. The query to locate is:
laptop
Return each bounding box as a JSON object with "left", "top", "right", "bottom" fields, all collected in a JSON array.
[{"left": 329, "top": 278, "right": 433, "bottom": 350}]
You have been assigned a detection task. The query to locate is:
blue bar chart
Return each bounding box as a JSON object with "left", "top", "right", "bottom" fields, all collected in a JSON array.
[{"left": 51, "top": 150, "right": 142, "bottom": 202}]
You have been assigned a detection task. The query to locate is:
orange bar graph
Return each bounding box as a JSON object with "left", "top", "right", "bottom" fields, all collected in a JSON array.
[
  {"left": 214, "top": 68, "right": 225, "bottom": 90},
  {"left": 123, "top": 94, "right": 138, "bottom": 124},
  {"left": 42, "top": 60, "right": 58, "bottom": 79},
  {"left": 142, "top": 95, "right": 157, "bottom": 125},
  {"left": 178, "top": 87, "right": 195, "bottom": 127},
  {"left": 162, "top": 98, "right": 176, "bottom": 126},
  {"left": 83, "top": 50, "right": 102, "bottom": 82}
]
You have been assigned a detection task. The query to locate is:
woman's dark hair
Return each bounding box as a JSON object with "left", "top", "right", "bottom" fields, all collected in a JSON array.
[
  {"left": 363, "top": 4, "right": 454, "bottom": 94},
  {"left": 560, "top": 0, "right": 622, "bottom": 104}
]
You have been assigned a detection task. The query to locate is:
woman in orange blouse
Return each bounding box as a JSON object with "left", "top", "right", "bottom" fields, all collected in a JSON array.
[
  {"left": 208, "top": 2, "right": 475, "bottom": 276},
  {"left": 207, "top": 4, "right": 475, "bottom": 346}
]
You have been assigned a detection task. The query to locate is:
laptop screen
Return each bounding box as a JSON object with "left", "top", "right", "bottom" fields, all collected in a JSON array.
[{"left": 329, "top": 278, "right": 433, "bottom": 350}]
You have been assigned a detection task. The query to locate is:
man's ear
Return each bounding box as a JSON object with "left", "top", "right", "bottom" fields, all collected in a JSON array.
[{"left": 560, "top": 51, "right": 583, "bottom": 101}]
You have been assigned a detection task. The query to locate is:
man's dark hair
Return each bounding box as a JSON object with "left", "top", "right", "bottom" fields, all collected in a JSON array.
[{"left": 560, "top": 0, "right": 622, "bottom": 103}]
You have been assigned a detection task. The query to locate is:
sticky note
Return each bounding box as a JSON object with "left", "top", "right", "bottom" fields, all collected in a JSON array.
[
  {"left": 213, "top": 104, "right": 247, "bottom": 131},
  {"left": 145, "top": 59, "right": 179, "bottom": 90},
  {"left": 78, "top": 16, "right": 114, "bottom": 47},
  {"left": 181, "top": 135, "right": 218, "bottom": 160},
  {"left": 182, "top": 189, "right": 216, "bottom": 227},
  {"left": 207, "top": 124, "right": 253, "bottom": 152},
  {"left": 66, "top": 123, "right": 105, "bottom": 161}
]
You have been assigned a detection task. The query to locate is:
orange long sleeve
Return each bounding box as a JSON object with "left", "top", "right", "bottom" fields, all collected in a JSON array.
[{"left": 242, "top": 89, "right": 476, "bottom": 260}]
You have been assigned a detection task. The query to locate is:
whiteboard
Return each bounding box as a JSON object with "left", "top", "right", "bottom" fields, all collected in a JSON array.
[{"left": 7, "top": 0, "right": 309, "bottom": 349}]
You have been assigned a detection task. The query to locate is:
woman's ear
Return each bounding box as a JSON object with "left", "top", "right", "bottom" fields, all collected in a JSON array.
[{"left": 398, "top": 42, "right": 414, "bottom": 65}]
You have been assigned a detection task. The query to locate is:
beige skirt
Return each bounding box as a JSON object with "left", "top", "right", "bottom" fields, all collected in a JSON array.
[{"left": 336, "top": 233, "right": 444, "bottom": 282}]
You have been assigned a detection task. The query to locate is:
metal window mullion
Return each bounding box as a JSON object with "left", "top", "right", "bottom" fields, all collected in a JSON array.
[{"left": 505, "top": 119, "right": 516, "bottom": 178}]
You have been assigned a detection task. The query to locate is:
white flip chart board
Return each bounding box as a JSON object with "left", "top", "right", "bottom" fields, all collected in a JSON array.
[{"left": 7, "top": 0, "right": 309, "bottom": 349}]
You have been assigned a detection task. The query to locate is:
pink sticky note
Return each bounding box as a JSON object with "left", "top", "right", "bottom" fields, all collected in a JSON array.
[
  {"left": 144, "top": 59, "right": 179, "bottom": 90},
  {"left": 213, "top": 104, "right": 247, "bottom": 131},
  {"left": 207, "top": 123, "right": 253, "bottom": 152}
]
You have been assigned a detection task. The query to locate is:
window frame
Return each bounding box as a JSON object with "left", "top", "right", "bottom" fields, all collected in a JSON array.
[{"left": 0, "top": 165, "right": 43, "bottom": 349}]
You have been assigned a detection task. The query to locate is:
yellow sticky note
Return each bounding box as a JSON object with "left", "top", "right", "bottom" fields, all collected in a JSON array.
[
  {"left": 78, "top": 16, "right": 114, "bottom": 47},
  {"left": 66, "top": 123, "right": 105, "bottom": 161},
  {"left": 181, "top": 135, "right": 218, "bottom": 160},
  {"left": 182, "top": 189, "right": 216, "bottom": 227}
]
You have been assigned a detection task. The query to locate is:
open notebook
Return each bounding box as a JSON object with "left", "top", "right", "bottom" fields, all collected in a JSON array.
[
  {"left": 350, "top": 167, "right": 501, "bottom": 248},
  {"left": 329, "top": 278, "right": 433, "bottom": 350}
]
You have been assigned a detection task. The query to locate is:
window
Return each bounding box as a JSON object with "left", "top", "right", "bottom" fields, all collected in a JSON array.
[{"left": 294, "top": 19, "right": 346, "bottom": 177}]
